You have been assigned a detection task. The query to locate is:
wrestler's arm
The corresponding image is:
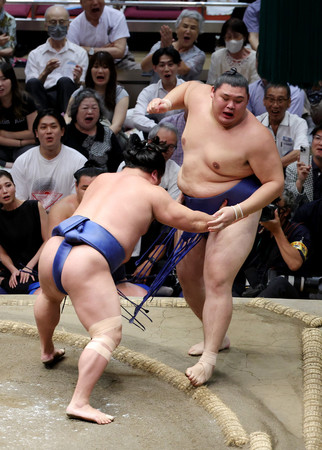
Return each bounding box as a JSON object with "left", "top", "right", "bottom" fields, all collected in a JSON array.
[
  {"left": 147, "top": 81, "right": 197, "bottom": 114},
  {"left": 151, "top": 186, "right": 214, "bottom": 233},
  {"left": 237, "top": 129, "right": 284, "bottom": 216}
]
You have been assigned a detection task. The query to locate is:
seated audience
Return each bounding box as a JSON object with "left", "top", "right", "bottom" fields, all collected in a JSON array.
[
  {"left": 305, "top": 81, "right": 322, "bottom": 126},
  {"left": 159, "top": 111, "right": 186, "bottom": 166},
  {"left": 67, "top": 0, "right": 138, "bottom": 69},
  {"left": 0, "top": 0, "right": 16, "bottom": 61},
  {"left": 242, "top": 0, "right": 260, "bottom": 50},
  {"left": 0, "top": 61, "right": 37, "bottom": 168},
  {"left": 233, "top": 190, "right": 311, "bottom": 299},
  {"left": 141, "top": 10, "right": 205, "bottom": 83},
  {"left": 25, "top": 5, "right": 88, "bottom": 113},
  {"left": 127, "top": 47, "right": 185, "bottom": 134},
  {"left": 0, "top": 170, "right": 47, "bottom": 294},
  {"left": 285, "top": 124, "right": 322, "bottom": 206},
  {"left": 11, "top": 109, "right": 87, "bottom": 211},
  {"left": 256, "top": 83, "right": 309, "bottom": 167},
  {"left": 63, "top": 89, "right": 122, "bottom": 172},
  {"left": 293, "top": 198, "right": 322, "bottom": 282},
  {"left": 207, "top": 17, "right": 259, "bottom": 85},
  {"left": 66, "top": 51, "right": 129, "bottom": 136},
  {"left": 248, "top": 49, "right": 306, "bottom": 117}
]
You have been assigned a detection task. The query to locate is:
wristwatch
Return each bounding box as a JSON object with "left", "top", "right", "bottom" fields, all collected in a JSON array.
[{"left": 88, "top": 47, "right": 94, "bottom": 56}]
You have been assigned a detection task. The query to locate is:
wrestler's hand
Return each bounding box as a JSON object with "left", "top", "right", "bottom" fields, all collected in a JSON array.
[
  {"left": 208, "top": 206, "right": 236, "bottom": 232},
  {"left": 147, "top": 98, "right": 172, "bottom": 114}
]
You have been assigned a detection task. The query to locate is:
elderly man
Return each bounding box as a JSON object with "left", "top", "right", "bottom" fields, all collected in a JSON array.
[
  {"left": 148, "top": 69, "right": 284, "bottom": 386},
  {"left": 11, "top": 109, "right": 87, "bottom": 211},
  {"left": 67, "top": 0, "right": 137, "bottom": 69},
  {"left": 25, "top": 5, "right": 88, "bottom": 113},
  {"left": 256, "top": 83, "right": 309, "bottom": 167}
]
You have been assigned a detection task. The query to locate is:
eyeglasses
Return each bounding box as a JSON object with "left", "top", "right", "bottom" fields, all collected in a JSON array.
[
  {"left": 313, "top": 134, "right": 322, "bottom": 142},
  {"left": 46, "top": 19, "right": 69, "bottom": 26},
  {"left": 264, "top": 96, "right": 289, "bottom": 105},
  {"left": 159, "top": 141, "right": 177, "bottom": 152}
]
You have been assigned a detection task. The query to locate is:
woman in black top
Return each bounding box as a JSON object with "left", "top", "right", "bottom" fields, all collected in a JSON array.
[
  {"left": 0, "top": 170, "right": 47, "bottom": 294},
  {"left": 0, "top": 61, "right": 37, "bottom": 168},
  {"left": 63, "top": 89, "right": 123, "bottom": 172}
]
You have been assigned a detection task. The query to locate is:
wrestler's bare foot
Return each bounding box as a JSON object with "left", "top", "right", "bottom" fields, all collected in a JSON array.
[
  {"left": 66, "top": 404, "right": 115, "bottom": 425},
  {"left": 185, "top": 350, "right": 217, "bottom": 387},
  {"left": 188, "top": 335, "right": 230, "bottom": 356},
  {"left": 41, "top": 348, "right": 65, "bottom": 367}
]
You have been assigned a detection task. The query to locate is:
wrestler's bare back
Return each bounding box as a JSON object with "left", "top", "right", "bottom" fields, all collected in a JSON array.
[{"left": 177, "top": 83, "right": 280, "bottom": 198}]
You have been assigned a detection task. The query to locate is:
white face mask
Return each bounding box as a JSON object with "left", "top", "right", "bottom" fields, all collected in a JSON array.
[{"left": 225, "top": 39, "right": 244, "bottom": 54}]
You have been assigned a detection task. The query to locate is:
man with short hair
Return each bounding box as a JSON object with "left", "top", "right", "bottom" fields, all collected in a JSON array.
[
  {"left": 257, "top": 83, "right": 309, "bottom": 167},
  {"left": 34, "top": 135, "right": 217, "bottom": 424},
  {"left": 25, "top": 5, "right": 88, "bottom": 113},
  {"left": 67, "top": 0, "right": 137, "bottom": 69},
  {"left": 148, "top": 69, "right": 284, "bottom": 386},
  {"left": 11, "top": 109, "right": 87, "bottom": 211},
  {"left": 285, "top": 124, "right": 322, "bottom": 204},
  {"left": 130, "top": 47, "right": 185, "bottom": 134}
]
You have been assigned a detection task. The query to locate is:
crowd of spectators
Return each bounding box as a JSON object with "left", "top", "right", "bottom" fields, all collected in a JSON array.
[{"left": 0, "top": 1, "right": 321, "bottom": 299}]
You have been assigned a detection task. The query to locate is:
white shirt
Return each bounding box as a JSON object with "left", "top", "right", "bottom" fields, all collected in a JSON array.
[
  {"left": 256, "top": 111, "right": 309, "bottom": 157},
  {"left": 25, "top": 39, "right": 88, "bottom": 89},
  {"left": 132, "top": 78, "right": 185, "bottom": 133},
  {"left": 67, "top": 7, "right": 130, "bottom": 58},
  {"left": 11, "top": 144, "right": 87, "bottom": 210}
]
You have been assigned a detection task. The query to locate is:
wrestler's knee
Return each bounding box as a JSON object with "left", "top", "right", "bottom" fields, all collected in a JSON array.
[{"left": 86, "top": 316, "right": 122, "bottom": 361}]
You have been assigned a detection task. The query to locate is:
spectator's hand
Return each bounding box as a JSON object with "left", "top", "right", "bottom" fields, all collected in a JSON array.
[
  {"left": 259, "top": 209, "right": 281, "bottom": 233},
  {"left": 297, "top": 160, "right": 311, "bottom": 183},
  {"left": 44, "top": 58, "right": 60, "bottom": 75},
  {"left": 9, "top": 269, "right": 20, "bottom": 289},
  {"left": 160, "top": 25, "right": 173, "bottom": 47},
  {"left": 19, "top": 267, "right": 35, "bottom": 284},
  {"left": 208, "top": 206, "right": 236, "bottom": 232},
  {"left": 0, "top": 34, "right": 10, "bottom": 46},
  {"left": 147, "top": 98, "right": 172, "bottom": 114},
  {"left": 73, "top": 64, "right": 83, "bottom": 84}
]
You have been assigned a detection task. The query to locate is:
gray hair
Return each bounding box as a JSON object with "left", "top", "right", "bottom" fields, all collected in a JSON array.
[
  {"left": 148, "top": 122, "right": 178, "bottom": 142},
  {"left": 70, "top": 88, "right": 107, "bottom": 123},
  {"left": 175, "top": 9, "right": 204, "bottom": 34}
]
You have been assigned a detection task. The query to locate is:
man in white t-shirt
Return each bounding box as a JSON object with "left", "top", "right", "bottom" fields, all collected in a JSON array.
[
  {"left": 67, "top": 0, "right": 138, "bottom": 69},
  {"left": 12, "top": 110, "right": 87, "bottom": 211}
]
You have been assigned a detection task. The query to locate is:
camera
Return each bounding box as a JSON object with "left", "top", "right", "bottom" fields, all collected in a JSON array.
[
  {"left": 282, "top": 276, "right": 322, "bottom": 298},
  {"left": 260, "top": 204, "right": 278, "bottom": 222}
]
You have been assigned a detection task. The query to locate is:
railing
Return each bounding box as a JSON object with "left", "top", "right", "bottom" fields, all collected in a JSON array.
[{"left": 7, "top": 1, "right": 249, "bottom": 33}]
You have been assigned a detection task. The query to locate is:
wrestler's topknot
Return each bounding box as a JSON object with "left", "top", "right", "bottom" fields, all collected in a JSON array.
[{"left": 124, "top": 134, "right": 166, "bottom": 178}]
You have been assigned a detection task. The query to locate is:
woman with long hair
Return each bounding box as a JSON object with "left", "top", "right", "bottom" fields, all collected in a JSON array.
[
  {"left": 0, "top": 61, "right": 37, "bottom": 168},
  {"left": 66, "top": 51, "right": 129, "bottom": 135},
  {"left": 0, "top": 170, "right": 47, "bottom": 294}
]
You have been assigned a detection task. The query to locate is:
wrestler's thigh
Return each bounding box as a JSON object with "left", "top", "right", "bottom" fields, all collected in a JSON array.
[
  {"left": 61, "top": 246, "right": 121, "bottom": 331},
  {"left": 38, "top": 236, "right": 66, "bottom": 301},
  {"left": 175, "top": 230, "right": 206, "bottom": 281},
  {"left": 204, "top": 211, "right": 261, "bottom": 286}
]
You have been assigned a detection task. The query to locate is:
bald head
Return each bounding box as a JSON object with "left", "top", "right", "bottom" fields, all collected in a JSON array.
[{"left": 45, "top": 5, "right": 69, "bottom": 20}]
